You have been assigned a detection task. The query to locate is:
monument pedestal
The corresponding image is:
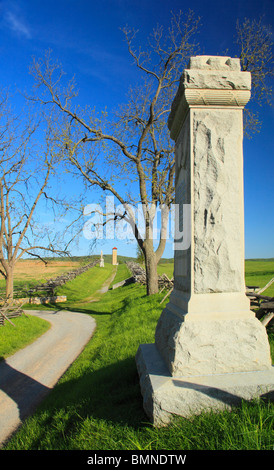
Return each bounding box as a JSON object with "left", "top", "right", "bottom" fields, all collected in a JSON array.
[
  {"left": 136, "top": 344, "right": 274, "bottom": 426},
  {"left": 135, "top": 56, "right": 274, "bottom": 425},
  {"left": 155, "top": 308, "right": 271, "bottom": 377}
]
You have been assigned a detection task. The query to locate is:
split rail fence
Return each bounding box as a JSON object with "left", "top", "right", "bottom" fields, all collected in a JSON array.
[
  {"left": 125, "top": 262, "right": 274, "bottom": 327},
  {"left": 0, "top": 259, "right": 99, "bottom": 326}
]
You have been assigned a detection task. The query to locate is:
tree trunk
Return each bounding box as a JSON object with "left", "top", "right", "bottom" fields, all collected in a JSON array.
[
  {"left": 144, "top": 241, "right": 159, "bottom": 295},
  {"left": 141, "top": 205, "right": 170, "bottom": 296},
  {"left": 5, "top": 267, "right": 14, "bottom": 303}
]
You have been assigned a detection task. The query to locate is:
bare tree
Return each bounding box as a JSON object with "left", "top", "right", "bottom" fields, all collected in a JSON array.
[
  {"left": 236, "top": 16, "right": 273, "bottom": 137},
  {"left": 29, "top": 12, "right": 272, "bottom": 295},
  {"left": 29, "top": 10, "right": 200, "bottom": 295},
  {"left": 0, "top": 96, "right": 69, "bottom": 302}
]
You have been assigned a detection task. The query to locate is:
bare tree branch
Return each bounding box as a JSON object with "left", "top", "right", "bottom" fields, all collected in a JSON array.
[
  {"left": 29, "top": 11, "right": 200, "bottom": 295},
  {"left": 0, "top": 94, "right": 71, "bottom": 301}
]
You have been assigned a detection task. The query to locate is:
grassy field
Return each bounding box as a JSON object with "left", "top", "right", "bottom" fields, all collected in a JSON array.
[
  {"left": 0, "top": 258, "right": 87, "bottom": 295},
  {"left": 55, "top": 263, "right": 116, "bottom": 303},
  {"left": 157, "top": 259, "right": 274, "bottom": 296},
  {"left": 1, "top": 258, "right": 273, "bottom": 361},
  {"left": 245, "top": 259, "right": 274, "bottom": 297},
  {"left": 0, "top": 314, "right": 50, "bottom": 361},
  {"left": 0, "top": 263, "right": 117, "bottom": 360},
  {"left": 2, "top": 260, "right": 274, "bottom": 451},
  {"left": 1, "top": 257, "right": 273, "bottom": 296}
]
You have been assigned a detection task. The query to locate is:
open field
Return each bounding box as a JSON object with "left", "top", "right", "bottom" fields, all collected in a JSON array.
[
  {"left": 3, "top": 263, "right": 273, "bottom": 451},
  {"left": 157, "top": 262, "right": 173, "bottom": 278},
  {"left": 157, "top": 259, "right": 274, "bottom": 296},
  {"left": 245, "top": 259, "right": 274, "bottom": 296},
  {"left": 11, "top": 259, "right": 83, "bottom": 281},
  {"left": 1, "top": 257, "right": 273, "bottom": 295},
  {"left": 0, "top": 259, "right": 88, "bottom": 293}
]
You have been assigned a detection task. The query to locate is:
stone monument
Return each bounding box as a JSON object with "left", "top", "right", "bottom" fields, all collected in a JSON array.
[
  {"left": 112, "top": 247, "right": 118, "bottom": 266},
  {"left": 136, "top": 56, "right": 274, "bottom": 426},
  {"left": 100, "top": 250, "right": 104, "bottom": 268}
]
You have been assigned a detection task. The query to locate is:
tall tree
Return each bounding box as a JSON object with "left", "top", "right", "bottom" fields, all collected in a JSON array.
[
  {"left": 0, "top": 96, "right": 68, "bottom": 301},
  {"left": 236, "top": 16, "right": 273, "bottom": 136},
  {"left": 30, "top": 10, "right": 200, "bottom": 295},
  {"left": 29, "top": 12, "right": 272, "bottom": 295}
]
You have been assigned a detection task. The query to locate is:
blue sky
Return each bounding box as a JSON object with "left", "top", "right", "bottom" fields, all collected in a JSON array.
[{"left": 0, "top": 0, "right": 273, "bottom": 260}]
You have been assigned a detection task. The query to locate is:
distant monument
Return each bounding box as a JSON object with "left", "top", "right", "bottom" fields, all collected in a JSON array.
[
  {"left": 136, "top": 56, "right": 274, "bottom": 426},
  {"left": 112, "top": 247, "right": 118, "bottom": 266},
  {"left": 100, "top": 250, "right": 104, "bottom": 268}
]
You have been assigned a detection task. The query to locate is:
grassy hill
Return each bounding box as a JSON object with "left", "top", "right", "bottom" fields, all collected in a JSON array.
[{"left": 2, "top": 261, "right": 274, "bottom": 451}]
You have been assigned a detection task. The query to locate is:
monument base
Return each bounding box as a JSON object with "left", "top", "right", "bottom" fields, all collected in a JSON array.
[
  {"left": 155, "top": 303, "right": 272, "bottom": 376},
  {"left": 136, "top": 343, "right": 274, "bottom": 426}
]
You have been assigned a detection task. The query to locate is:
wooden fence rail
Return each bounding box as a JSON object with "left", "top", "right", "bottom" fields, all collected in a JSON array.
[
  {"left": 126, "top": 262, "right": 274, "bottom": 328},
  {"left": 0, "top": 259, "right": 99, "bottom": 325}
]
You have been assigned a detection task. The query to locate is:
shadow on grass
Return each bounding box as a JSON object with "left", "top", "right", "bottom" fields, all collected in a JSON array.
[
  {"left": 7, "top": 356, "right": 149, "bottom": 449},
  {"left": 30, "top": 356, "right": 147, "bottom": 430},
  {"left": 67, "top": 306, "right": 112, "bottom": 317},
  {"left": 24, "top": 302, "right": 111, "bottom": 317},
  {"left": 14, "top": 351, "right": 274, "bottom": 450},
  {"left": 0, "top": 361, "right": 51, "bottom": 424}
]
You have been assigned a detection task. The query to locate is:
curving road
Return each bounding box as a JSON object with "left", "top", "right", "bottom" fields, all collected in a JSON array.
[{"left": 0, "top": 309, "right": 96, "bottom": 447}]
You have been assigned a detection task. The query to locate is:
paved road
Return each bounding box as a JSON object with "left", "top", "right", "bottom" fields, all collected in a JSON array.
[{"left": 0, "top": 309, "right": 96, "bottom": 447}]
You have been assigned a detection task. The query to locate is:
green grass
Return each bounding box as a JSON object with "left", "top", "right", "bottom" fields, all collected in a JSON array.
[
  {"left": 245, "top": 259, "right": 274, "bottom": 297},
  {"left": 109, "top": 263, "right": 131, "bottom": 287},
  {"left": 0, "top": 278, "right": 44, "bottom": 297},
  {"left": 23, "top": 262, "right": 116, "bottom": 311},
  {"left": 55, "top": 262, "right": 115, "bottom": 302},
  {"left": 0, "top": 314, "right": 50, "bottom": 361},
  {"left": 0, "top": 263, "right": 115, "bottom": 359},
  {"left": 157, "top": 262, "right": 174, "bottom": 279},
  {"left": 157, "top": 259, "right": 274, "bottom": 296},
  {"left": 0, "top": 259, "right": 86, "bottom": 296},
  {"left": 3, "top": 262, "right": 274, "bottom": 450}
]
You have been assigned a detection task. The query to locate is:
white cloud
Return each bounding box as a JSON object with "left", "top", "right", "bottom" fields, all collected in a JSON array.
[{"left": 4, "top": 10, "right": 31, "bottom": 39}]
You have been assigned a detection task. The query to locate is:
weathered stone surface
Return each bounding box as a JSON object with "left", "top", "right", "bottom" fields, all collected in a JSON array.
[
  {"left": 155, "top": 308, "right": 272, "bottom": 376},
  {"left": 168, "top": 55, "right": 251, "bottom": 141},
  {"left": 136, "top": 343, "right": 274, "bottom": 426},
  {"left": 29, "top": 295, "right": 67, "bottom": 305},
  {"left": 188, "top": 55, "right": 241, "bottom": 71},
  {"left": 192, "top": 109, "right": 244, "bottom": 294},
  {"left": 183, "top": 69, "right": 251, "bottom": 90},
  {"left": 174, "top": 117, "right": 191, "bottom": 293},
  {"left": 136, "top": 55, "right": 274, "bottom": 425},
  {"left": 112, "top": 276, "right": 135, "bottom": 289}
]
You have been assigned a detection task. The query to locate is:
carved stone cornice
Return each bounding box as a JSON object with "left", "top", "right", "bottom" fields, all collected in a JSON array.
[{"left": 168, "top": 55, "right": 251, "bottom": 141}]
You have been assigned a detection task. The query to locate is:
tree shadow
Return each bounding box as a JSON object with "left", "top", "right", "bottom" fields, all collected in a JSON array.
[
  {"left": 22, "top": 352, "right": 274, "bottom": 444},
  {"left": 63, "top": 305, "right": 111, "bottom": 317},
  {"left": 0, "top": 360, "right": 51, "bottom": 423},
  {"left": 2, "top": 351, "right": 274, "bottom": 449},
  {"left": 24, "top": 302, "right": 111, "bottom": 317},
  {"left": 21, "top": 356, "right": 147, "bottom": 433},
  {"left": 260, "top": 390, "right": 274, "bottom": 402},
  {"left": 172, "top": 378, "right": 254, "bottom": 408}
]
